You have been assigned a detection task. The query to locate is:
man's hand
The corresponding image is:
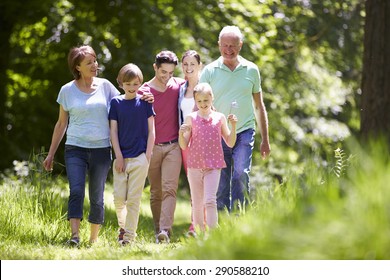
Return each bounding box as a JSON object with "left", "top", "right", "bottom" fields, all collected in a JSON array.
[
  {"left": 260, "top": 141, "right": 271, "bottom": 160},
  {"left": 140, "top": 92, "right": 154, "bottom": 103}
]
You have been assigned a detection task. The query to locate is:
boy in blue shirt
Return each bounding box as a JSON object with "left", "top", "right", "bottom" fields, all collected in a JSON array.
[{"left": 109, "top": 63, "right": 155, "bottom": 245}]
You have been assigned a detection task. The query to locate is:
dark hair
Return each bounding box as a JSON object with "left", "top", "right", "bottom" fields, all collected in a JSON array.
[
  {"left": 68, "top": 45, "right": 97, "bottom": 80},
  {"left": 155, "top": 50, "right": 178, "bottom": 68},
  {"left": 181, "top": 50, "right": 201, "bottom": 64},
  {"left": 116, "top": 63, "right": 143, "bottom": 87}
]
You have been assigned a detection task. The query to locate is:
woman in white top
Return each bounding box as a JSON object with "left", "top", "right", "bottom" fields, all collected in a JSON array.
[
  {"left": 178, "top": 50, "right": 202, "bottom": 171},
  {"left": 178, "top": 50, "right": 202, "bottom": 236}
]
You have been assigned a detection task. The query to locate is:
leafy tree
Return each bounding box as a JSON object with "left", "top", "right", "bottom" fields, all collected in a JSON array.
[
  {"left": 261, "top": 0, "right": 364, "bottom": 176},
  {"left": 1, "top": 0, "right": 365, "bottom": 183},
  {"left": 0, "top": 0, "right": 53, "bottom": 170}
]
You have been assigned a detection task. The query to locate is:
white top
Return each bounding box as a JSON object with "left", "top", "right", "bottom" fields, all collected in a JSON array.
[{"left": 180, "top": 97, "right": 195, "bottom": 119}]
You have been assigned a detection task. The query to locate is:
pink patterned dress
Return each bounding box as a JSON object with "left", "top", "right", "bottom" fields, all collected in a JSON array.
[{"left": 187, "top": 112, "right": 226, "bottom": 169}]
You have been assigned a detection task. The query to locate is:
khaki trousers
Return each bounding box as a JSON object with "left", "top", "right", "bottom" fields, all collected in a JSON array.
[
  {"left": 113, "top": 153, "right": 149, "bottom": 241},
  {"left": 148, "top": 143, "right": 182, "bottom": 233}
]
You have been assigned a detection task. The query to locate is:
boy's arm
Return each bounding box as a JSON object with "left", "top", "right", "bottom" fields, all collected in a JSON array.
[
  {"left": 110, "top": 119, "right": 125, "bottom": 172},
  {"left": 146, "top": 116, "right": 155, "bottom": 162}
]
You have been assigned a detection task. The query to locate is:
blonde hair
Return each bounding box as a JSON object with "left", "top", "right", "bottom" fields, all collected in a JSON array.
[
  {"left": 194, "top": 83, "right": 214, "bottom": 99},
  {"left": 193, "top": 83, "right": 217, "bottom": 111},
  {"left": 116, "top": 63, "right": 143, "bottom": 87}
]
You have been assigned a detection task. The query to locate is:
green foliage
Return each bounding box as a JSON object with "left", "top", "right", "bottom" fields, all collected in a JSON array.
[
  {"left": 1, "top": 0, "right": 364, "bottom": 182},
  {"left": 0, "top": 156, "right": 68, "bottom": 251},
  {"left": 1, "top": 138, "right": 389, "bottom": 260},
  {"left": 333, "top": 147, "right": 353, "bottom": 178},
  {"left": 0, "top": 150, "right": 191, "bottom": 259},
  {"left": 170, "top": 138, "right": 390, "bottom": 260}
]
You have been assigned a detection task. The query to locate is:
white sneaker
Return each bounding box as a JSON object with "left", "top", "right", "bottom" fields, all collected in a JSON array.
[{"left": 157, "top": 230, "right": 170, "bottom": 243}]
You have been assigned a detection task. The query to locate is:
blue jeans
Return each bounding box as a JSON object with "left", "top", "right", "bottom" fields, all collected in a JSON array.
[
  {"left": 217, "top": 129, "right": 255, "bottom": 212},
  {"left": 65, "top": 145, "right": 112, "bottom": 224}
]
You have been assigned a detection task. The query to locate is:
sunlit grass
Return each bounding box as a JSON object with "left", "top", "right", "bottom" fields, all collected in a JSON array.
[
  {"left": 0, "top": 171, "right": 191, "bottom": 259},
  {"left": 1, "top": 138, "right": 389, "bottom": 259},
  {"left": 170, "top": 139, "right": 390, "bottom": 260}
]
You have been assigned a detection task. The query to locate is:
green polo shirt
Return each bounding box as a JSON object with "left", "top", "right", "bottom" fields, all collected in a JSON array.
[{"left": 199, "top": 56, "right": 262, "bottom": 133}]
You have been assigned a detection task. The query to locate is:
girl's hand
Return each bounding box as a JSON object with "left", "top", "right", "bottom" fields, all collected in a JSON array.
[
  {"left": 180, "top": 123, "right": 191, "bottom": 134},
  {"left": 227, "top": 114, "right": 238, "bottom": 125}
]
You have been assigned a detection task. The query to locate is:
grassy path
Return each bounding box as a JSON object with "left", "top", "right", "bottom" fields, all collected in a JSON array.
[
  {"left": 0, "top": 181, "right": 194, "bottom": 260},
  {"left": 1, "top": 140, "right": 390, "bottom": 260}
]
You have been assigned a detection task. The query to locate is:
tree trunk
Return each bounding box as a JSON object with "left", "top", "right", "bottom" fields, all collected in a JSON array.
[
  {"left": 0, "top": 15, "right": 13, "bottom": 170},
  {"left": 360, "top": 0, "right": 390, "bottom": 142}
]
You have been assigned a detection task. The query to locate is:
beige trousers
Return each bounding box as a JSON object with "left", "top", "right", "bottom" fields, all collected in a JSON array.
[
  {"left": 148, "top": 143, "right": 182, "bottom": 233},
  {"left": 113, "top": 153, "right": 149, "bottom": 241}
]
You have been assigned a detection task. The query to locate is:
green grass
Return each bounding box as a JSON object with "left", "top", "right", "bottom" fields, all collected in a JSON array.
[
  {"left": 0, "top": 177, "right": 192, "bottom": 259},
  {"left": 1, "top": 138, "right": 389, "bottom": 260}
]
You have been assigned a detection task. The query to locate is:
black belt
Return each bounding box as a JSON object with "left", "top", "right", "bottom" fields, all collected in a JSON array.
[{"left": 156, "top": 139, "right": 178, "bottom": 146}]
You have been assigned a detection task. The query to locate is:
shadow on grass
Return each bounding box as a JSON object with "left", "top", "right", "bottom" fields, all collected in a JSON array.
[{"left": 52, "top": 182, "right": 191, "bottom": 246}]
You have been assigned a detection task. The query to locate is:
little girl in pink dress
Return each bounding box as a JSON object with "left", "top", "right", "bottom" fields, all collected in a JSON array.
[{"left": 179, "top": 83, "right": 237, "bottom": 231}]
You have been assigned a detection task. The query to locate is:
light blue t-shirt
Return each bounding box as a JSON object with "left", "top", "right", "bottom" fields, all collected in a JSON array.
[
  {"left": 200, "top": 56, "right": 262, "bottom": 133},
  {"left": 57, "top": 77, "right": 120, "bottom": 148}
]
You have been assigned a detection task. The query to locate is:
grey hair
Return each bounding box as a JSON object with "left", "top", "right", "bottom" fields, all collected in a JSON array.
[{"left": 218, "top": 26, "right": 244, "bottom": 41}]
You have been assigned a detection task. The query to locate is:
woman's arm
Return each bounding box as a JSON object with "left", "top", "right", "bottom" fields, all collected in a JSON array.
[{"left": 43, "top": 105, "right": 69, "bottom": 171}]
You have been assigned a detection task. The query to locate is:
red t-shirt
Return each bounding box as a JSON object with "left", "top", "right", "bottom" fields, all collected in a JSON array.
[{"left": 139, "top": 77, "right": 184, "bottom": 144}]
